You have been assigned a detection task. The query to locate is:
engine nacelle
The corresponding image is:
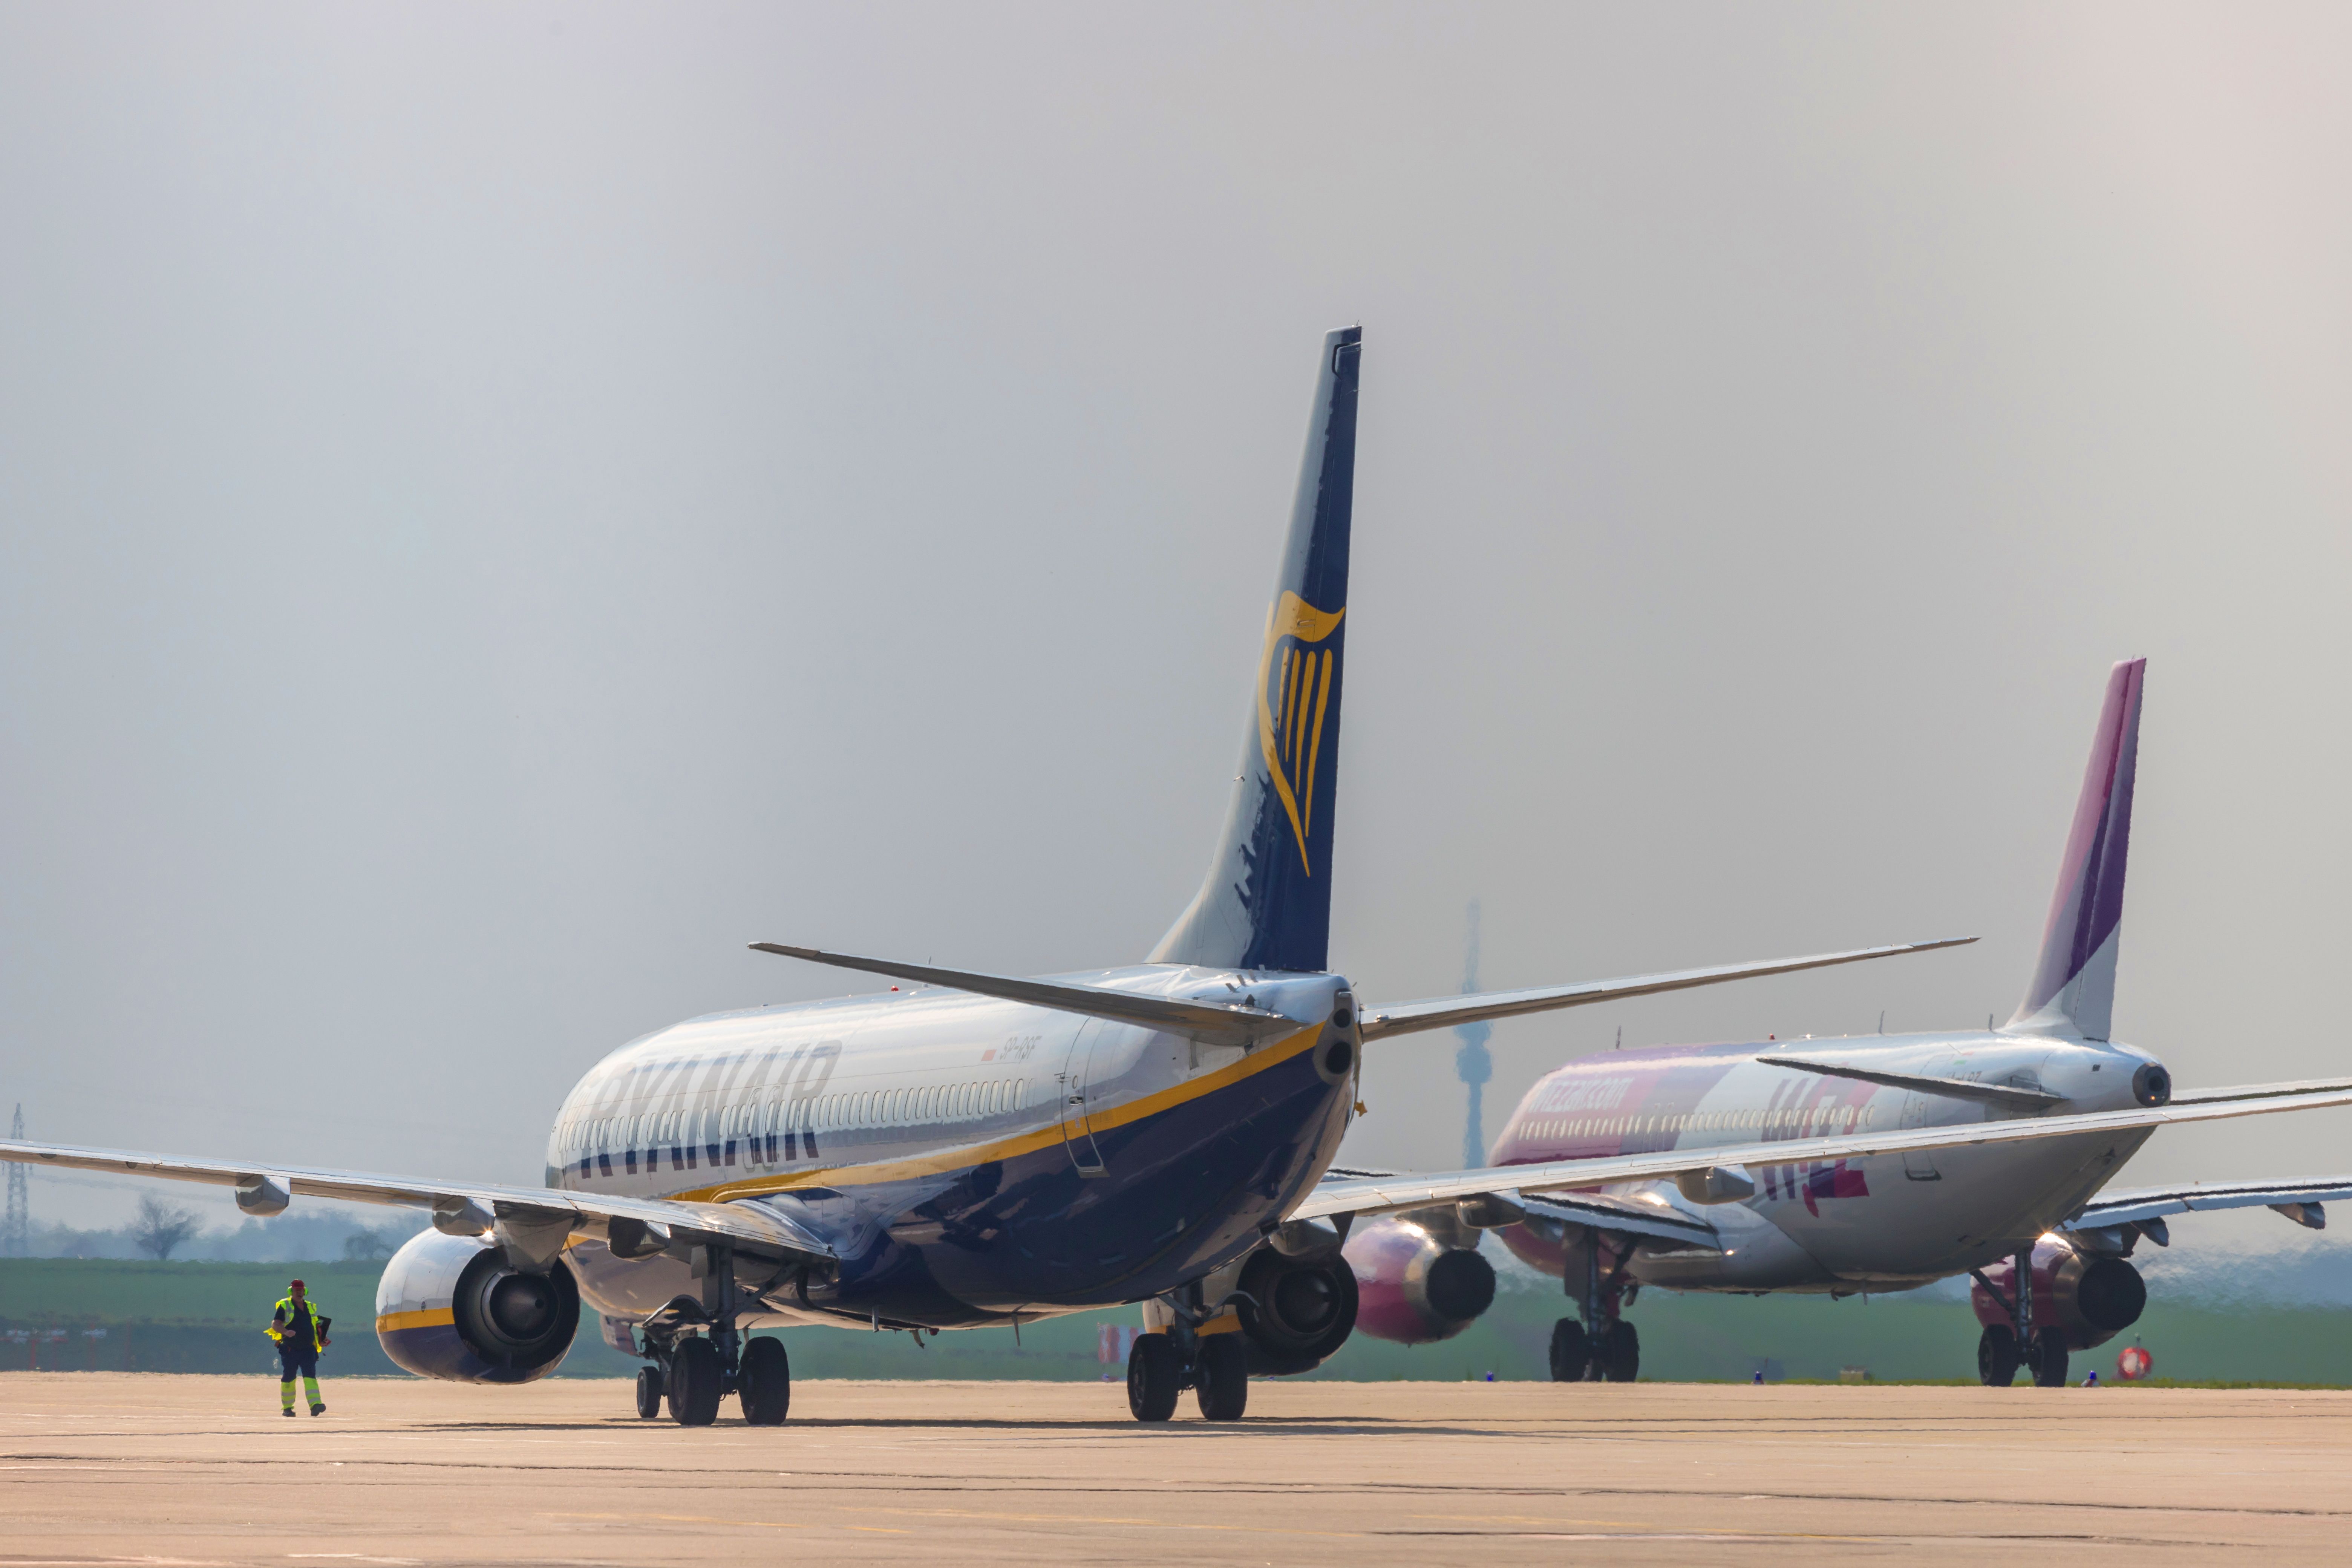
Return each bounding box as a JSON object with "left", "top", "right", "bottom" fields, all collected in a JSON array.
[
  {"left": 1970, "top": 1237, "right": 2146, "bottom": 1351},
  {"left": 1232, "top": 1245, "right": 1361, "bottom": 1375},
  {"left": 1342, "top": 1215, "right": 1497, "bottom": 1346},
  {"left": 376, "top": 1228, "right": 581, "bottom": 1383}
]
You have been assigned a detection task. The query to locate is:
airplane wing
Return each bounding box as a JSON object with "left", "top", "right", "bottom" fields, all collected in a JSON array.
[
  {"left": 1323, "top": 1165, "right": 1720, "bottom": 1250},
  {"left": 1355, "top": 937, "right": 1976, "bottom": 1041},
  {"left": 2063, "top": 1175, "right": 2352, "bottom": 1234},
  {"left": 1288, "top": 1082, "right": 2352, "bottom": 1223},
  {"left": 1517, "top": 1190, "right": 1721, "bottom": 1250},
  {"left": 0, "top": 1138, "right": 838, "bottom": 1266}
]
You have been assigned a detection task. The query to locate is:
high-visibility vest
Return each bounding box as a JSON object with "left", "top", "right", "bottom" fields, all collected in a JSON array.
[{"left": 266, "top": 1297, "right": 329, "bottom": 1350}]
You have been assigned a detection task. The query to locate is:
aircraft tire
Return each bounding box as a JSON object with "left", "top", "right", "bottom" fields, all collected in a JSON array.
[
  {"left": 1194, "top": 1333, "right": 1248, "bottom": 1422},
  {"left": 1127, "top": 1333, "right": 1181, "bottom": 1423},
  {"left": 668, "top": 1337, "right": 723, "bottom": 1426},
  {"left": 740, "top": 1337, "right": 791, "bottom": 1425},
  {"left": 1977, "top": 1325, "right": 2020, "bottom": 1387},
  {"left": 633, "top": 1365, "right": 663, "bottom": 1419},
  {"left": 1599, "top": 1319, "right": 1640, "bottom": 1383},
  {"left": 1548, "top": 1318, "right": 1589, "bottom": 1383},
  {"left": 2030, "top": 1329, "right": 2069, "bottom": 1389}
]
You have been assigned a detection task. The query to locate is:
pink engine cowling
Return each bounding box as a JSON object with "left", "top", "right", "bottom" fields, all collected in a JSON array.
[
  {"left": 1969, "top": 1237, "right": 2147, "bottom": 1352},
  {"left": 1342, "top": 1215, "right": 1498, "bottom": 1345}
]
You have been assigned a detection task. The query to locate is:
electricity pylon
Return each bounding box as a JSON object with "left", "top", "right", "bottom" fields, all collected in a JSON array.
[
  {"left": 1454, "top": 903, "right": 1493, "bottom": 1169},
  {"left": 3, "top": 1104, "right": 27, "bottom": 1256}
]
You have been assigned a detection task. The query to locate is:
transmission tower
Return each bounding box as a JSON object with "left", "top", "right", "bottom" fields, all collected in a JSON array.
[
  {"left": 3, "top": 1104, "right": 27, "bottom": 1256},
  {"left": 1453, "top": 903, "right": 1493, "bottom": 1169}
]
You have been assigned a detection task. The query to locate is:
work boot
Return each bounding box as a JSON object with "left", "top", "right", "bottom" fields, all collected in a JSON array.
[
  {"left": 309, "top": 1402, "right": 326, "bottom": 1416},
  {"left": 282, "top": 1408, "right": 296, "bottom": 1418}
]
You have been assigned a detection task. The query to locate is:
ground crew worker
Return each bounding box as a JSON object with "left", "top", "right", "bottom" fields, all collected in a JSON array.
[{"left": 266, "top": 1279, "right": 330, "bottom": 1417}]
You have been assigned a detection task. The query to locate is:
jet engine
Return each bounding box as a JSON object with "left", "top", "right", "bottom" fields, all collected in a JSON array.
[
  {"left": 1342, "top": 1215, "right": 1498, "bottom": 1346},
  {"left": 376, "top": 1228, "right": 581, "bottom": 1383},
  {"left": 1970, "top": 1236, "right": 2146, "bottom": 1351},
  {"left": 1225, "top": 1243, "right": 1361, "bottom": 1375}
]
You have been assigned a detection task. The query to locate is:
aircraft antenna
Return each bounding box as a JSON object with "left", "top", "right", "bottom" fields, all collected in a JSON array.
[
  {"left": 1453, "top": 902, "right": 1493, "bottom": 1168},
  {"left": 3, "top": 1104, "right": 26, "bottom": 1256}
]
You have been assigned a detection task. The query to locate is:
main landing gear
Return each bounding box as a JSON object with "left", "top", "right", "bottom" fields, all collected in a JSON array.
[
  {"left": 1129, "top": 1282, "right": 1250, "bottom": 1423},
  {"left": 1551, "top": 1229, "right": 1640, "bottom": 1383},
  {"left": 1972, "top": 1248, "right": 2068, "bottom": 1388},
  {"left": 631, "top": 1243, "right": 795, "bottom": 1426}
]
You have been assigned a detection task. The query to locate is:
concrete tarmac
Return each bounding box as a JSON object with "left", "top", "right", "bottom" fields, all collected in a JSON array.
[{"left": 5, "top": 1373, "right": 2349, "bottom": 1565}]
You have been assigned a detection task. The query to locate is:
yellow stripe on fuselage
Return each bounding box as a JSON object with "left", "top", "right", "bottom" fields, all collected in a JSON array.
[
  {"left": 663, "top": 1022, "right": 1327, "bottom": 1206},
  {"left": 375, "top": 1307, "right": 456, "bottom": 1333}
]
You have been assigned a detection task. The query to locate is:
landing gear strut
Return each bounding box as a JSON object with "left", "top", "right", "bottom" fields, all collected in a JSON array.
[
  {"left": 631, "top": 1242, "right": 795, "bottom": 1426},
  {"left": 1552, "top": 1229, "right": 1638, "bottom": 1383},
  {"left": 1972, "top": 1248, "right": 2068, "bottom": 1388},
  {"left": 1129, "top": 1280, "right": 1250, "bottom": 1423}
]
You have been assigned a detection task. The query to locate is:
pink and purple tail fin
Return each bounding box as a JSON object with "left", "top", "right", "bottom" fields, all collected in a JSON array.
[{"left": 2008, "top": 659, "right": 2146, "bottom": 1040}]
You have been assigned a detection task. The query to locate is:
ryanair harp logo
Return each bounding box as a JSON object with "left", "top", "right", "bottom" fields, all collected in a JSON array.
[{"left": 1257, "top": 590, "right": 1344, "bottom": 875}]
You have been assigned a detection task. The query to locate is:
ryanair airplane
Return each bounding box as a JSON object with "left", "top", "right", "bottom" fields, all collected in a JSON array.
[{"left": 8, "top": 329, "right": 2349, "bottom": 1425}]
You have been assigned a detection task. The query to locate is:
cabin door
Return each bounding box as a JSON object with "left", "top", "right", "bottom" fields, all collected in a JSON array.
[
  {"left": 1060, "top": 1020, "right": 1109, "bottom": 1177},
  {"left": 1899, "top": 1087, "right": 1941, "bottom": 1181}
]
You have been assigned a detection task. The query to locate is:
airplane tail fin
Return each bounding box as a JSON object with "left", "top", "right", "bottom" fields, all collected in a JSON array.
[
  {"left": 2007, "top": 658, "right": 2147, "bottom": 1039},
  {"left": 1150, "top": 328, "right": 1361, "bottom": 974}
]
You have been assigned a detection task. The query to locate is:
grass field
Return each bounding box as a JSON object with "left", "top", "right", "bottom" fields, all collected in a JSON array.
[{"left": 3, "top": 1256, "right": 2339, "bottom": 1384}]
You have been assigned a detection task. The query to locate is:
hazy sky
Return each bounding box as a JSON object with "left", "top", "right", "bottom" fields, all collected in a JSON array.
[{"left": 5, "top": 5, "right": 2350, "bottom": 1253}]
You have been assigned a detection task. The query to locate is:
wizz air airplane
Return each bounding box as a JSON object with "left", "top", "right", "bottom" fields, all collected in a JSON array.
[
  {"left": 1337, "top": 658, "right": 2352, "bottom": 1387},
  {"left": 6, "top": 333, "right": 2347, "bottom": 1424}
]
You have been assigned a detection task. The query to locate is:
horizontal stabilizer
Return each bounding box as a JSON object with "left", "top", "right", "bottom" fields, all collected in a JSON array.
[
  {"left": 1288, "top": 1081, "right": 2352, "bottom": 1223},
  {"left": 1357, "top": 937, "right": 1977, "bottom": 1040},
  {"left": 1762, "top": 1053, "right": 2066, "bottom": 1111},
  {"left": 747, "top": 943, "right": 1305, "bottom": 1048},
  {"left": 2168, "top": 1077, "right": 2352, "bottom": 1106}
]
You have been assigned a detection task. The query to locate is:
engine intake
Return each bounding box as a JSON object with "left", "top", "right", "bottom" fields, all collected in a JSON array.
[
  {"left": 1970, "top": 1237, "right": 2146, "bottom": 1352},
  {"left": 1343, "top": 1215, "right": 1498, "bottom": 1346},
  {"left": 377, "top": 1228, "right": 580, "bottom": 1383}
]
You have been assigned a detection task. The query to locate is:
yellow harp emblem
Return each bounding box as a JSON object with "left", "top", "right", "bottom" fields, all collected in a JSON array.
[{"left": 1256, "top": 591, "right": 1345, "bottom": 876}]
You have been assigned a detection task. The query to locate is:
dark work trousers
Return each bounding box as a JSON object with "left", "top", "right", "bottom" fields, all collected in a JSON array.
[{"left": 278, "top": 1344, "right": 321, "bottom": 1412}]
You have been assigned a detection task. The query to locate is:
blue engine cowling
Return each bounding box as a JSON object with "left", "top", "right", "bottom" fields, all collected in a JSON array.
[{"left": 375, "top": 1229, "right": 580, "bottom": 1383}]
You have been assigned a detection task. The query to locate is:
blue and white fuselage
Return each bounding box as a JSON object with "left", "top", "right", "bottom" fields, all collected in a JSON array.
[{"left": 551, "top": 968, "right": 1356, "bottom": 1331}]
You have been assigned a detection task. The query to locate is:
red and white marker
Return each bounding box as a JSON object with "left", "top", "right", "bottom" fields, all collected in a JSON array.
[{"left": 2116, "top": 1344, "right": 2154, "bottom": 1381}]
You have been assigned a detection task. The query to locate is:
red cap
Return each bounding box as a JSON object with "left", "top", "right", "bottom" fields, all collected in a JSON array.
[{"left": 289, "top": 1279, "right": 305, "bottom": 1289}]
